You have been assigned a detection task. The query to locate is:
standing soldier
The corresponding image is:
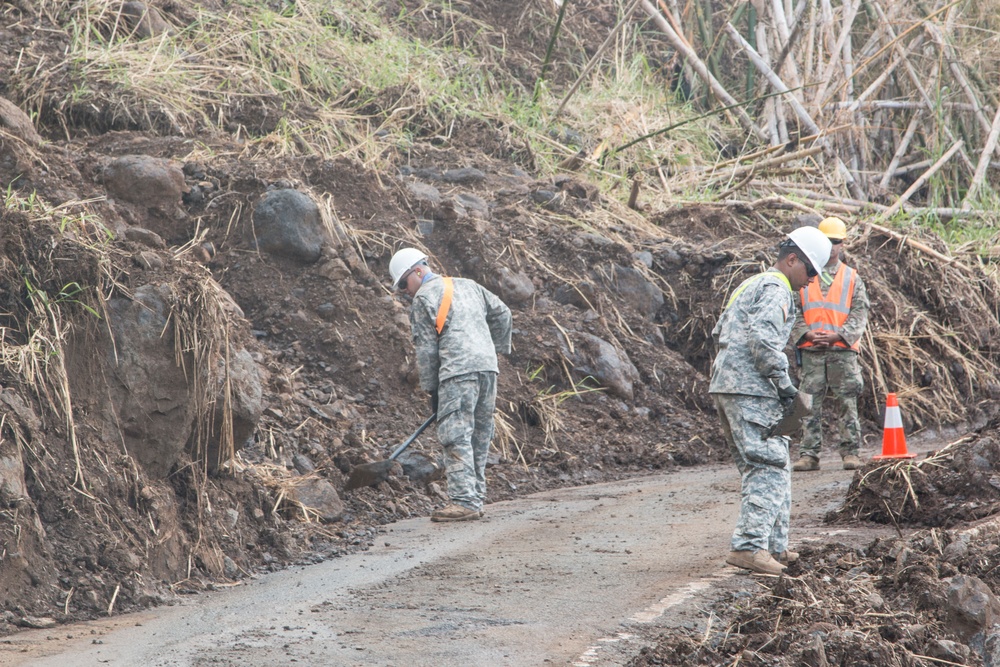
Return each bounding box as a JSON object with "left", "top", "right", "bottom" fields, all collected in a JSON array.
[
  {"left": 711, "top": 228, "right": 832, "bottom": 575},
  {"left": 389, "top": 248, "right": 513, "bottom": 522},
  {"left": 791, "top": 217, "right": 870, "bottom": 472}
]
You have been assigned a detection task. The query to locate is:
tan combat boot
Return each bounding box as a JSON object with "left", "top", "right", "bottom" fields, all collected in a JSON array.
[
  {"left": 774, "top": 550, "right": 799, "bottom": 564},
  {"left": 792, "top": 455, "right": 820, "bottom": 472},
  {"left": 430, "top": 504, "right": 481, "bottom": 522},
  {"left": 726, "top": 550, "right": 786, "bottom": 575},
  {"left": 842, "top": 454, "right": 862, "bottom": 470}
]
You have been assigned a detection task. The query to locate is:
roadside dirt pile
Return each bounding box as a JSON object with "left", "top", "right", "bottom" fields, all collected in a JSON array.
[
  {"left": 630, "top": 521, "right": 1000, "bottom": 667},
  {"left": 1, "top": 0, "right": 999, "bottom": 638},
  {"left": 831, "top": 429, "right": 1000, "bottom": 527}
]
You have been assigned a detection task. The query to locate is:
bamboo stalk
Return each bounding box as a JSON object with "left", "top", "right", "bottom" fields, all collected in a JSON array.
[
  {"left": 707, "top": 144, "right": 824, "bottom": 185},
  {"left": 641, "top": 0, "right": 768, "bottom": 141},
  {"left": 754, "top": 15, "right": 780, "bottom": 146},
  {"left": 810, "top": 0, "right": 862, "bottom": 114},
  {"left": 892, "top": 159, "right": 933, "bottom": 177},
  {"left": 769, "top": 0, "right": 803, "bottom": 96},
  {"left": 833, "top": 100, "right": 975, "bottom": 112},
  {"left": 879, "top": 110, "right": 923, "bottom": 190},
  {"left": 724, "top": 21, "right": 866, "bottom": 200},
  {"left": 962, "top": 102, "right": 1000, "bottom": 209},
  {"left": 924, "top": 22, "right": 995, "bottom": 139},
  {"left": 879, "top": 140, "right": 964, "bottom": 220},
  {"left": 772, "top": 0, "right": 809, "bottom": 80},
  {"left": 869, "top": 1, "right": 976, "bottom": 174},
  {"left": 864, "top": 220, "right": 978, "bottom": 275},
  {"left": 553, "top": 0, "right": 643, "bottom": 119}
]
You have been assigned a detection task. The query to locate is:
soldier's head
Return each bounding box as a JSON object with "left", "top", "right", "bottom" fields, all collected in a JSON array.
[
  {"left": 389, "top": 247, "right": 434, "bottom": 297},
  {"left": 818, "top": 217, "right": 848, "bottom": 265},
  {"left": 777, "top": 227, "right": 832, "bottom": 290}
]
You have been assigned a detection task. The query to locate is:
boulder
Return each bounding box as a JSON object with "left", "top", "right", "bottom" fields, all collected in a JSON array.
[
  {"left": 120, "top": 1, "right": 172, "bottom": 39},
  {"left": 396, "top": 450, "right": 443, "bottom": 484},
  {"left": 945, "top": 575, "right": 1000, "bottom": 640},
  {"left": 104, "top": 155, "right": 186, "bottom": 209},
  {"left": 593, "top": 263, "right": 664, "bottom": 320},
  {"left": 0, "top": 443, "right": 27, "bottom": 504},
  {"left": 251, "top": 189, "right": 329, "bottom": 263},
  {"left": 287, "top": 477, "right": 344, "bottom": 522},
  {"left": 495, "top": 267, "right": 534, "bottom": 305},
  {"left": 0, "top": 97, "right": 42, "bottom": 147},
  {"left": 123, "top": 226, "right": 166, "bottom": 249},
  {"left": 559, "top": 331, "right": 639, "bottom": 401},
  {"left": 103, "top": 284, "right": 265, "bottom": 477}
]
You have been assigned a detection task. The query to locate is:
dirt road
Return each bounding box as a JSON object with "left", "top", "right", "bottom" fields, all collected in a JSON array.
[{"left": 0, "top": 454, "right": 914, "bottom": 667}]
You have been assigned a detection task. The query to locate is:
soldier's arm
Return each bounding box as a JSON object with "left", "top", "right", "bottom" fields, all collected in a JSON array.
[
  {"left": 839, "top": 274, "right": 870, "bottom": 347},
  {"left": 789, "top": 288, "right": 809, "bottom": 346},
  {"left": 410, "top": 295, "right": 441, "bottom": 392},
  {"left": 747, "top": 284, "right": 794, "bottom": 390},
  {"left": 481, "top": 286, "right": 513, "bottom": 355}
]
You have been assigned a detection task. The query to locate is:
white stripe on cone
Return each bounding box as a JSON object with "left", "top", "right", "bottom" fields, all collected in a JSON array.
[{"left": 884, "top": 406, "right": 903, "bottom": 429}]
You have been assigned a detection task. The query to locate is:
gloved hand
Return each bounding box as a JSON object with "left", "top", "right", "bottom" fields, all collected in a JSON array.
[
  {"left": 429, "top": 390, "right": 439, "bottom": 415},
  {"left": 776, "top": 377, "right": 798, "bottom": 408}
]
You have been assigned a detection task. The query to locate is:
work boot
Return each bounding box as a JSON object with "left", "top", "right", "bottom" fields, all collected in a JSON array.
[
  {"left": 726, "top": 550, "right": 786, "bottom": 575},
  {"left": 430, "top": 504, "right": 481, "bottom": 522},
  {"left": 842, "top": 454, "right": 862, "bottom": 470},
  {"left": 792, "top": 455, "right": 820, "bottom": 472},
  {"left": 774, "top": 550, "right": 799, "bottom": 564}
]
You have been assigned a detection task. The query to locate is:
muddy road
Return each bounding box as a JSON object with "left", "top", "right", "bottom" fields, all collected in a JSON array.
[{"left": 1, "top": 448, "right": 923, "bottom": 667}]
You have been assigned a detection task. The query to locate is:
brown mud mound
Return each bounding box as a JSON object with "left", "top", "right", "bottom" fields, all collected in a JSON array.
[
  {"left": 830, "top": 427, "right": 1000, "bottom": 528},
  {"left": 631, "top": 522, "right": 1000, "bottom": 667}
]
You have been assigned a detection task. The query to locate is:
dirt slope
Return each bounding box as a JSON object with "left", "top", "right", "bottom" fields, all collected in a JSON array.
[{"left": 0, "top": 0, "right": 998, "bottom": 646}]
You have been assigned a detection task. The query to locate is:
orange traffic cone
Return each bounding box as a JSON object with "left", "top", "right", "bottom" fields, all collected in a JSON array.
[{"left": 873, "top": 393, "right": 916, "bottom": 460}]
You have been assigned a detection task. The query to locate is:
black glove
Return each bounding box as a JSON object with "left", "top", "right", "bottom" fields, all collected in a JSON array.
[
  {"left": 776, "top": 378, "right": 797, "bottom": 408},
  {"left": 429, "top": 390, "right": 439, "bottom": 415}
]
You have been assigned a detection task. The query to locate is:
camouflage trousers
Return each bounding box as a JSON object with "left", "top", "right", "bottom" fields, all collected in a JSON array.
[
  {"left": 437, "top": 371, "right": 497, "bottom": 512},
  {"left": 798, "top": 349, "right": 863, "bottom": 459},
  {"left": 714, "top": 394, "right": 791, "bottom": 554}
]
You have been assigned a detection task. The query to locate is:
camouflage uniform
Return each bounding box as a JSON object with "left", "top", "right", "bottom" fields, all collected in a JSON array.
[
  {"left": 791, "top": 260, "right": 869, "bottom": 460},
  {"left": 709, "top": 270, "right": 795, "bottom": 555},
  {"left": 410, "top": 275, "right": 512, "bottom": 512}
]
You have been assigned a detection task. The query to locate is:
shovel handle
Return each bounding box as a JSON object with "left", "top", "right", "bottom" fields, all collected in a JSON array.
[{"left": 387, "top": 413, "right": 437, "bottom": 461}]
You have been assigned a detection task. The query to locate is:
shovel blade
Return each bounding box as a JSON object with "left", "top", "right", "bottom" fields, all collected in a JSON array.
[{"left": 345, "top": 460, "right": 396, "bottom": 491}]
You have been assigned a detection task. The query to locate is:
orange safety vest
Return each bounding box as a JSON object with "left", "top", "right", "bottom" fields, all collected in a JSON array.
[
  {"left": 435, "top": 277, "right": 453, "bottom": 334},
  {"left": 798, "top": 263, "right": 860, "bottom": 351}
]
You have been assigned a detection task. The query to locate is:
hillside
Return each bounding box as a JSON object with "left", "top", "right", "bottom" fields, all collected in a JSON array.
[{"left": 1, "top": 0, "right": 1000, "bottom": 653}]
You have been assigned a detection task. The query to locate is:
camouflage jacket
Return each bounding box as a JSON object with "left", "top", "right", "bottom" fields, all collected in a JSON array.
[
  {"left": 791, "top": 260, "right": 870, "bottom": 350},
  {"left": 410, "top": 275, "right": 512, "bottom": 392},
  {"left": 709, "top": 269, "right": 796, "bottom": 398}
]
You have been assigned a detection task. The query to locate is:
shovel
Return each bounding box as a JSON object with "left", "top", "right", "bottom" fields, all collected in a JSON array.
[
  {"left": 767, "top": 392, "right": 813, "bottom": 438},
  {"left": 345, "top": 413, "right": 437, "bottom": 491}
]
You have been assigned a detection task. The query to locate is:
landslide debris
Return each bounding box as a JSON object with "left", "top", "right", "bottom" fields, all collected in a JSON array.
[{"left": 0, "top": 0, "right": 999, "bottom": 642}]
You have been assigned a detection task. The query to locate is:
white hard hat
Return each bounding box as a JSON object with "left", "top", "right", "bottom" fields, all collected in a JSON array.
[
  {"left": 389, "top": 248, "right": 428, "bottom": 289},
  {"left": 786, "top": 226, "right": 832, "bottom": 276}
]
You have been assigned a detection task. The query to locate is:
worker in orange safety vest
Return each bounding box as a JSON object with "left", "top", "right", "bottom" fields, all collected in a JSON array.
[{"left": 790, "top": 217, "right": 870, "bottom": 472}]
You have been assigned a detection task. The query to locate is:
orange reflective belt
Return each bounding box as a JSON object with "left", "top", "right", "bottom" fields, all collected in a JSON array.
[
  {"left": 436, "top": 277, "right": 453, "bottom": 335},
  {"left": 799, "top": 264, "right": 859, "bottom": 351}
]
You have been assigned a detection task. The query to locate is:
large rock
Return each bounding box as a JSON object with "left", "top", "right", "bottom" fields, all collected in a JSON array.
[
  {"left": 104, "top": 155, "right": 186, "bottom": 209},
  {"left": 287, "top": 477, "right": 344, "bottom": 522},
  {"left": 120, "top": 1, "right": 172, "bottom": 38},
  {"left": 494, "top": 267, "right": 534, "bottom": 305},
  {"left": 396, "top": 450, "right": 443, "bottom": 485},
  {"left": 945, "top": 575, "right": 1000, "bottom": 640},
  {"left": 559, "top": 331, "right": 640, "bottom": 401},
  {"left": 0, "top": 97, "right": 42, "bottom": 147},
  {"left": 593, "top": 264, "right": 664, "bottom": 320},
  {"left": 251, "top": 189, "right": 329, "bottom": 263},
  {"left": 103, "top": 284, "right": 264, "bottom": 477}
]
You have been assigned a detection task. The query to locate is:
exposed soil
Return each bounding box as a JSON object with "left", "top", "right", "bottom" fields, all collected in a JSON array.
[{"left": 1, "top": 0, "right": 1000, "bottom": 663}]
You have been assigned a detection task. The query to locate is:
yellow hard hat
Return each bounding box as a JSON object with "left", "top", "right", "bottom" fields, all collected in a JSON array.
[{"left": 818, "top": 217, "right": 848, "bottom": 240}]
